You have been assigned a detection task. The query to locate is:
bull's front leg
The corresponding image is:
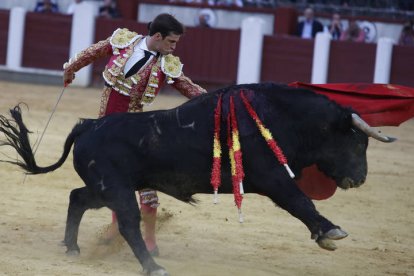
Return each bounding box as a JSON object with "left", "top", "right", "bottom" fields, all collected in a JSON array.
[{"left": 257, "top": 175, "right": 348, "bottom": 250}]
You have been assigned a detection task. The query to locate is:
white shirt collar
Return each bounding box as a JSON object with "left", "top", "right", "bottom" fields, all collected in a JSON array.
[{"left": 138, "top": 37, "right": 157, "bottom": 56}]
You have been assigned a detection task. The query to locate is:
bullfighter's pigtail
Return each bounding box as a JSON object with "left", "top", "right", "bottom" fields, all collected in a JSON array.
[
  {"left": 240, "top": 91, "right": 295, "bottom": 179},
  {"left": 229, "top": 96, "right": 244, "bottom": 223},
  {"left": 210, "top": 94, "right": 222, "bottom": 204}
]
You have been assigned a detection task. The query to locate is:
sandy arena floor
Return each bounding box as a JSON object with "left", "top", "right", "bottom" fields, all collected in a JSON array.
[{"left": 0, "top": 80, "right": 413, "bottom": 276}]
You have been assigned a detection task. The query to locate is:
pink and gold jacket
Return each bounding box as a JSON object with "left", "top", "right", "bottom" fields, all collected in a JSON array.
[{"left": 63, "top": 28, "right": 206, "bottom": 113}]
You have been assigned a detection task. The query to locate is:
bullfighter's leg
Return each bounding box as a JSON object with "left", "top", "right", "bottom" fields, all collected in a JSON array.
[
  {"left": 260, "top": 177, "right": 347, "bottom": 250},
  {"left": 63, "top": 187, "right": 105, "bottom": 255},
  {"left": 139, "top": 189, "right": 159, "bottom": 255},
  {"left": 107, "top": 188, "right": 166, "bottom": 275},
  {"left": 103, "top": 193, "right": 159, "bottom": 256}
]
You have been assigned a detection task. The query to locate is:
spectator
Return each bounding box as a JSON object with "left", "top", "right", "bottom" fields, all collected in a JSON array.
[
  {"left": 67, "top": 0, "right": 82, "bottom": 15},
  {"left": 398, "top": 20, "right": 414, "bottom": 46},
  {"left": 216, "top": 0, "right": 243, "bottom": 7},
  {"left": 99, "top": 0, "right": 119, "bottom": 19},
  {"left": 34, "top": 0, "right": 59, "bottom": 13},
  {"left": 197, "top": 13, "right": 211, "bottom": 28},
  {"left": 327, "top": 12, "right": 342, "bottom": 40},
  {"left": 243, "top": 0, "right": 257, "bottom": 7},
  {"left": 399, "top": 0, "right": 414, "bottom": 11},
  {"left": 296, "top": 7, "right": 324, "bottom": 39},
  {"left": 340, "top": 21, "right": 365, "bottom": 42}
]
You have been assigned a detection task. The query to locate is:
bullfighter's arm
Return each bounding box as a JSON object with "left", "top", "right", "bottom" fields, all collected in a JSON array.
[
  {"left": 63, "top": 38, "right": 112, "bottom": 86},
  {"left": 171, "top": 73, "right": 207, "bottom": 99}
]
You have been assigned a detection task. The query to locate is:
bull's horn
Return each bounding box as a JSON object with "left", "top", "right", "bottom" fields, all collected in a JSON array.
[{"left": 351, "top": 114, "right": 396, "bottom": 143}]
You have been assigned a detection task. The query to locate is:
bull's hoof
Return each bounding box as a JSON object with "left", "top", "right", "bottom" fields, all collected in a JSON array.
[
  {"left": 150, "top": 268, "right": 169, "bottom": 276},
  {"left": 66, "top": 249, "right": 80, "bottom": 256},
  {"left": 316, "top": 228, "right": 348, "bottom": 251},
  {"left": 143, "top": 268, "right": 169, "bottom": 276},
  {"left": 316, "top": 237, "right": 337, "bottom": 251},
  {"left": 323, "top": 228, "right": 348, "bottom": 240}
]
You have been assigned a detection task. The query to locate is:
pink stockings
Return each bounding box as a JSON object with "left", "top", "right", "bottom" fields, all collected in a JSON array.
[{"left": 111, "top": 189, "right": 159, "bottom": 252}]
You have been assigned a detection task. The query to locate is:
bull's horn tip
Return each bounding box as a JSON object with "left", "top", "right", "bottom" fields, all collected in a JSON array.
[{"left": 385, "top": 136, "right": 397, "bottom": 143}]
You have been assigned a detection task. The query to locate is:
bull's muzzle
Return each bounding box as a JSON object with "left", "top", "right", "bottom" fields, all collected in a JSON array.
[{"left": 340, "top": 176, "right": 366, "bottom": 189}]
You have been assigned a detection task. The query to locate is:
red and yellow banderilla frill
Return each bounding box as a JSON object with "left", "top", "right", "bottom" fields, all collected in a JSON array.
[
  {"left": 240, "top": 91, "right": 295, "bottom": 178},
  {"left": 210, "top": 91, "right": 294, "bottom": 223},
  {"left": 228, "top": 96, "right": 244, "bottom": 222},
  {"left": 210, "top": 94, "right": 222, "bottom": 203}
]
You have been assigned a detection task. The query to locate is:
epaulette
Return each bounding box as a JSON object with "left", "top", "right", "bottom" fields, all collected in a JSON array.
[
  {"left": 110, "top": 28, "right": 141, "bottom": 49},
  {"left": 161, "top": 54, "right": 183, "bottom": 84}
]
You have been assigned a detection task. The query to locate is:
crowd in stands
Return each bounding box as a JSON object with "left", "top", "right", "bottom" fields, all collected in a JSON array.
[
  {"left": 27, "top": 0, "right": 414, "bottom": 46},
  {"left": 34, "top": 0, "right": 59, "bottom": 13},
  {"left": 34, "top": 0, "right": 120, "bottom": 18},
  {"left": 398, "top": 19, "right": 414, "bottom": 46},
  {"left": 169, "top": 0, "right": 413, "bottom": 14},
  {"left": 289, "top": 1, "right": 413, "bottom": 21},
  {"left": 31, "top": 0, "right": 414, "bottom": 21},
  {"left": 295, "top": 6, "right": 413, "bottom": 46},
  {"left": 296, "top": 7, "right": 366, "bottom": 42}
]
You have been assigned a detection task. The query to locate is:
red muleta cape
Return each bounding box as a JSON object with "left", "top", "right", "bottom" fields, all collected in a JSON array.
[{"left": 288, "top": 82, "right": 414, "bottom": 200}]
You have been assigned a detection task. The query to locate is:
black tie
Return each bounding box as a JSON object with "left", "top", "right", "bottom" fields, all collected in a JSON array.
[{"left": 125, "top": 50, "right": 152, "bottom": 78}]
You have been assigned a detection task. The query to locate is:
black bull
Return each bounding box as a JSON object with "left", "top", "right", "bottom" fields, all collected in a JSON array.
[{"left": 0, "top": 83, "right": 395, "bottom": 275}]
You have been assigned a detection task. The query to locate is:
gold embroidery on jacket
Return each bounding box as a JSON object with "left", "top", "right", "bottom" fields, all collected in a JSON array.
[
  {"left": 63, "top": 39, "right": 111, "bottom": 73},
  {"left": 102, "top": 38, "right": 142, "bottom": 96},
  {"left": 110, "top": 28, "right": 141, "bottom": 49},
  {"left": 174, "top": 73, "right": 207, "bottom": 98},
  {"left": 161, "top": 54, "right": 183, "bottom": 84},
  {"left": 140, "top": 59, "right": 162, "bottom": 106},
  {"left": 98, "top": 86, "right": 112, "bottom": 117}
]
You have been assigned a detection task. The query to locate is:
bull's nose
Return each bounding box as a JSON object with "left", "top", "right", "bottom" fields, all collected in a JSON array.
[
  {"left": 341, "top": 176, "right": 365, "bottom": 189},
  {"left": 340, "top": 178, "right": 353, "bottom": 189},
  {"left": 354, "top": 177, "right": 366, "bottom": 187}
]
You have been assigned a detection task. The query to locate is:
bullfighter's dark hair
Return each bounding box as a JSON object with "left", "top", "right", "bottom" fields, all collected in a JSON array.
[{"left": 147, "top": 13, "right": 185, "bottom": 38}]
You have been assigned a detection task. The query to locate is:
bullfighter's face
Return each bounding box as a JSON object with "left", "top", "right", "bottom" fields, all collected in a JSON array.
[{"left": 153, "top": 33, "right": 181, "bottom": 55}]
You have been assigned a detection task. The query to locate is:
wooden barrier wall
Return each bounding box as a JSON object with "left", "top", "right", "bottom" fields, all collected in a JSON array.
[
  {"left": 390, "top": 45, "right": 414, "bottom": 87},
  {"left": 261, "top": 35, "right": 313, "bottom": 83},
  {"left": 22, "top": 12, "right": 71, "bottom": 70},
  {"left": 0, "top": 12, "right": 413, "bottom": 88},
  {"left": 0, "top": 10, "right": 9, "bottom": 65},
  {"left": 173, "top": 27, "right": 239, "bottom": 84},
  {"left": 327, "top": 40, "right": 376, "bottom": 83}
]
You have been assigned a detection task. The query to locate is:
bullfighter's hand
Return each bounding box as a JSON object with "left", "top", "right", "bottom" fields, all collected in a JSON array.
[{"left": 63, "top": 71, "right": 75, "bottom": 87}]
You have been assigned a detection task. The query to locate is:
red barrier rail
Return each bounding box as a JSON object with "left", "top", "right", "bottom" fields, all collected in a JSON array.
[
  {"left": 174, "top": 27, "right": 239, "bottom": 84},
  {"left": 0, "top": 10, "right": 411, "bottom": 88},
  {"left": 261, "top": 35, "right": 313, "bottom": 84},
  {"left": 328, "top": 40, "right": 376, "bottom": 83},
  {"left": 391, "top": 45, "right": 414, "bottom": 87},
  {"left": 0, "top": 9, "right": 10, "bottom": 65},
  {"left": 21, "top": 12, "right": 71, "bottom": 70}
]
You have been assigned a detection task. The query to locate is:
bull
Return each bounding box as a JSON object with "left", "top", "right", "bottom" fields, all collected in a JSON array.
[{"left": 0, "top": 83, "right": 395, "bottom": 276}]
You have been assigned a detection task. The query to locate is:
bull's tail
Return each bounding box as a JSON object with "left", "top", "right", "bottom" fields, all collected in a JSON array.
[{"left": 0, "top": 105, "right": 87, "bottom": 174}]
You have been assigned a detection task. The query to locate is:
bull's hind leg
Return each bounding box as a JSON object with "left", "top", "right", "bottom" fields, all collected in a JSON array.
[
  {"left": 63, "top": 187, "right": 105, "bottom": 255},
  {"left": 107, "top": 188, "right": 167, "bottom": 276}
]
